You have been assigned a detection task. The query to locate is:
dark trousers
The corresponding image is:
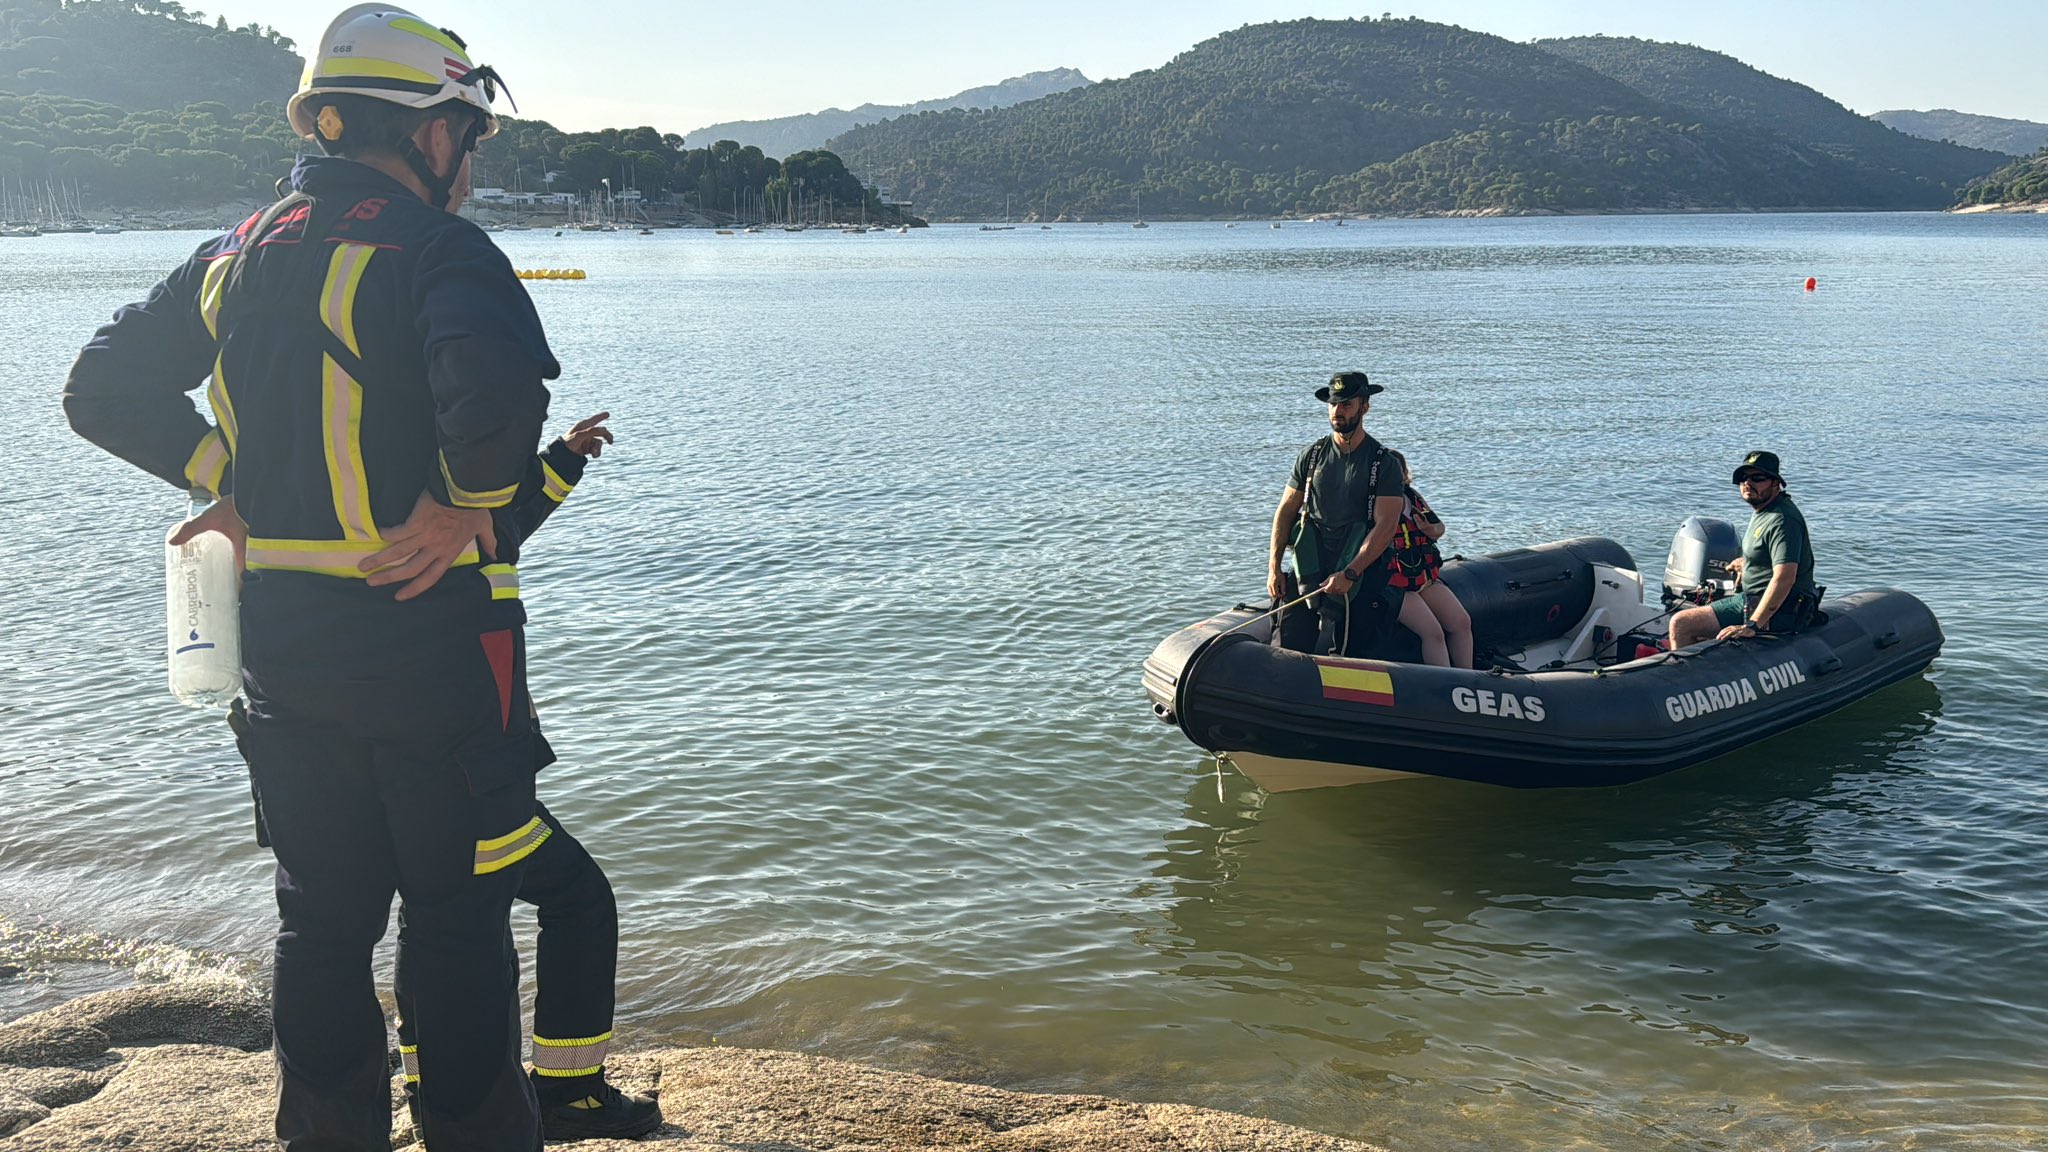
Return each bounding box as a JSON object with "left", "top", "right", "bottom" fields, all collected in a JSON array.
[
  {"left": 1278, "top": 571, "right": 1393, "bottom": 657},
  {"left": 235, "top": 582, "right": 544, "bottom": 1152},
  {"left": 395, "top": 804, "right": 620, "bottom": 1102}
]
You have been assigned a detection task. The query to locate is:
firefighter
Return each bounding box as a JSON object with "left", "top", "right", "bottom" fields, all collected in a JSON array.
[
  {"left": 393, "top": 414, "right": 662, "bottom": 1141},
  {"left": 66, "top": 7, "right": 558, "bottom": 1148}
]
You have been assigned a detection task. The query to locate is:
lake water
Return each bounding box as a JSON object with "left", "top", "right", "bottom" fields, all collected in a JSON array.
[{"left": 2, "top": 213, "right": 2045, "bottom": 1151}]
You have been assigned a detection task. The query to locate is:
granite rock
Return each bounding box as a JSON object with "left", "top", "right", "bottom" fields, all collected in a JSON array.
[{"left": 3, "top": 987, "right": 1383, "bottom": 1151}]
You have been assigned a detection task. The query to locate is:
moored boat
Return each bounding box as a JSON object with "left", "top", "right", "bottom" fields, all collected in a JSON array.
[{"left": 1143, "top": 528, "right": 1942, "bottom": 791}]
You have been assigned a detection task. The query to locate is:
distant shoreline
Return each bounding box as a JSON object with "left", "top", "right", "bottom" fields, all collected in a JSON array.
[
  {"left": 15, "top": 201, "right": 2024, "bottom": 234},
  {"left": 1951, "top": 200, "right": 2048, "bottom": 214}
]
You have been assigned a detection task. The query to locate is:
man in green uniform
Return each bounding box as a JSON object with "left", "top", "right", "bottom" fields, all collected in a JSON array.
[
  {"left": 1670, "top": 450, "right": 1822, "bottom": 649},
  {"left": 1267, "top": 372, "right": 1408, "bottom": 655}
]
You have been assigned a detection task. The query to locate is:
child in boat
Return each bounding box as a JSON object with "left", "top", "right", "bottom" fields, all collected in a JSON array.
[{"left": 1384, "top": 451, "right": 1474, "bottom": 668}]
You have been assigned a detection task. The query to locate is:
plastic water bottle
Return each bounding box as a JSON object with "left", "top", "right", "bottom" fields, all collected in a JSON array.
[{"left": 165, "top": 497, "right": 241, "bottom": 708}]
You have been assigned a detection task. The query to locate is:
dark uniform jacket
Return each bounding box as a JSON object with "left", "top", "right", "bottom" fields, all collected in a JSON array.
[
  {"left": 493, "top": 439, "right": 589, "bottom": 573},
  {"left": 64, "top": 156, "right": 559, "bottom": 628}
]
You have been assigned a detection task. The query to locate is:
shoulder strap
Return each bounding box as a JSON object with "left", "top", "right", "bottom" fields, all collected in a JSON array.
[
  {"left": 1363, "top": 441, "right": 1386, "bottom": 523},
  {"left": 218, "top": 191, "right": 315, "bottom": 323}
]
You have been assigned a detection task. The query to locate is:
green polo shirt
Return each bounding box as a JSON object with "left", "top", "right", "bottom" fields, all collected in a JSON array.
[
  {"left": 1740, "top": 492, "right": 1819, "bottom": 605},
  {"left": 1289, "top": 434, "right": 1402, "bottom": 578}
]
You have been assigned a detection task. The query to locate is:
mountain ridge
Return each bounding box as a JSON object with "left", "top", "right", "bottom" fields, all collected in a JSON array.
[
  {"left": 828, "top": 18, "right": 2006, "bottom": 220},
  {"left": 1874, "top": 108, "right": 2048, "bottom": 157},
  {"left": 684, "top": 68, "right": 1092, "bottom": 157}
]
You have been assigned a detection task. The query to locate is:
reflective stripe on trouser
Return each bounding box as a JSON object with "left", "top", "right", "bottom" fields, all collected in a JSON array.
[
  {"left": 394, "top": 805, "right": 622, "bottom": 1092},
  {"left": 239, "top": 589, "right": 542, "bottom": 1152},
  {"left": 399, "top": 1044, "right": 419, "bottom": 1084},
  {"left": 522, "top": 813, "right": 620, "bottom": 1086},
  {"left": 532, "top": 1031, "right": 612, "bottom": 1078},
  {"left": 481, "top": 563, "right": 520, "bottom": 602},
  {"left": 475, "top": 815, "right": 549, "bottom": 874}
]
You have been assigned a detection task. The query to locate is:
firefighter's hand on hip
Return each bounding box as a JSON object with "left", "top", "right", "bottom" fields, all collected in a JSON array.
[{"left": 361, "top": 492, "right": 498, "bottom": 601}]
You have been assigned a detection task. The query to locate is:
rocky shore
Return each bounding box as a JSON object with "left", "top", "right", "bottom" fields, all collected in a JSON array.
[{"left": 0, "top": 982, "right": 1382, "bottom": 1151}]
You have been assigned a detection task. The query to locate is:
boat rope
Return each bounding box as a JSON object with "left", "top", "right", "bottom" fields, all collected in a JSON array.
[{"left": 1222, "top": 590, "right": 1320, "bottom": 640}]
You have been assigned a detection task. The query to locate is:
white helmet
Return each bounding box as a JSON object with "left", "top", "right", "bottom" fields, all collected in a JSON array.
[{"left": 286, "top": 4, "right": 505, "bottom": 144}]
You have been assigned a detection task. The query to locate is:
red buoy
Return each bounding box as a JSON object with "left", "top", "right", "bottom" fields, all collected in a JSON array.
[{"left": 1804, "top": 277, "right": 1818, "bottom": 292}]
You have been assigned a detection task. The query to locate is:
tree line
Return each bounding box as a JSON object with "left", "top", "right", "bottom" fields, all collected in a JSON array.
[
  {"left": 1, "top": 0, "right": 897, "bottom": 220},
  {"left": 1955, "top": 149, "right": 2048, "bottom": 207},
  {"left": 0, "top": 85, "right": 894, "bottom": 219}
]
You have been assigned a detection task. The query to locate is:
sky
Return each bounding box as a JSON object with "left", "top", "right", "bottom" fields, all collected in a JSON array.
[{"left": 222, "top": 1, "right": 2048, "bottom": 136}]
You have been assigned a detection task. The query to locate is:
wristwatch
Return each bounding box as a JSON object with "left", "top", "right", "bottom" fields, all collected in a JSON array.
[{"left": 1343, "top": 566, "right": 1365, "bottom": 582}]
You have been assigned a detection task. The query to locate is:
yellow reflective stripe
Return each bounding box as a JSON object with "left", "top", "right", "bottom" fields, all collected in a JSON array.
[
  {"left": 532, "top": 1061, "right": 606, "bottom": 1078},
  {"left": 540, "top": 459, "right": 574, "bottom": 504},
  {"left": 244, "top": 537, "right": 481, "bottom": 578},
  {"left": 474, "top": 816, "right": 550, "bottom": 874},
  {"left": 440, "top": 452, "right": 519, "bottom": 509},
  {"left": 480, "top": 563, "right": 519, "bottom": 601},
  {"left": 311, "top": 56, "right": 441, "bottom": 87},
  {"left": 319, "top": 242, "right": 376, "bottom": 358},
  {"left": 531, "top": 1029, "right": 612, "bottom": 1076},
  {"left": 399, "top": 1044, "right": 419, "bottom": 1083},
  {"left": 389, "top": 17, "right": 473, "bottom": 62},
  {"left": 183, "top": 429, "right": 230, "bottom": 496},
  {"left": 198, "top": 253, "right": 234, "bottom": 339},
  {"left": 208, "top": 356, "right": 238, "bottom": 453},
  {"left": 321, "top": 356, "right": 374, "bottom": 541}
]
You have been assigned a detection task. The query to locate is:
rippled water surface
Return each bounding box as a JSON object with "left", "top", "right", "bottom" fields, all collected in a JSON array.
[{"left": 3, "top": 214, "right": 2046, "bottom": 1150}]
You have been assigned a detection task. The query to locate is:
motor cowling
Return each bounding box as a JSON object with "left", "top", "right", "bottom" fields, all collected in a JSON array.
[{"left": 1662, "top": 516, "right": 1740, "bottom": 607}]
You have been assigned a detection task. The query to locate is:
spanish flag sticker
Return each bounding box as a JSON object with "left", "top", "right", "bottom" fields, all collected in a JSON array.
[{"left": 1315, "top": 657, "right": 1396, "bottom": 706}]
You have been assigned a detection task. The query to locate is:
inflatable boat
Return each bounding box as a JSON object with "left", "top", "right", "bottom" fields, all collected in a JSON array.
[{"left": 1142, "top": 522, "right": 1943, "bottom": 790}]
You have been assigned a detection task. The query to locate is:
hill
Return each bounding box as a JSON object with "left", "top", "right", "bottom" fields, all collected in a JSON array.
[
  {"left": 830, "top": 17, "right": 2006, "bottom": 220},
  {"left": 0, "top": 0, "right": 300, "bottom": 113},
  {"left": 684, "top": 68, "right": 1092, "bottom": 159},
  {"left": 1536, "top": 36, "right": 2007, "bottom": 193},
  {"left": 1956, "top": 148, "right": 2048, "bottom": 207},
  {"left": 1874, "top": 108, "right": 2048, "bottom": 157}
]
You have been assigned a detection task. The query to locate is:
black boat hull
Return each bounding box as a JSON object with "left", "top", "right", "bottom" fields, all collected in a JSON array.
[{"left": 1144, "top": 539, "right": 1943, "bottom": 790}]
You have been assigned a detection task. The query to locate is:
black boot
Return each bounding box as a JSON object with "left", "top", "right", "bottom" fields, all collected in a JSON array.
[{"left": 533, "top": 1071, "right": 664, "bottom": 1141}]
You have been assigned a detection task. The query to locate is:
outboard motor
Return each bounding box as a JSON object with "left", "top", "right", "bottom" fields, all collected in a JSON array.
[{"left": 1662, "top": 516, "right": 1740, "bottom": 607}]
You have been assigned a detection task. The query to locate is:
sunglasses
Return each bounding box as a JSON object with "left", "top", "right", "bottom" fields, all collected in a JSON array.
[
  {"left": 1735, "top": 472, "right": 1776, "bottom": 484},
  {"left": 453, "top": 65, "right": 516, "bottom": 113}
]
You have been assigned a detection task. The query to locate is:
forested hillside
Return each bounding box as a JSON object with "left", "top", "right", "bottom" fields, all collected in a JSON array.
[
  {"left": 1956, "top": 149, "right": 2048, "bottom": 206},
  {"left": 1535, "top": 37, "right": 2005, "bottom": 196},
  {"left": 0, "top": 0, "right": 298, "bottom": 112},
  {"left": 831, "top": 17, "right": 2008, "bottom": 219},
  {"left": 0, "top": 89, "right": 298, "bottom": 201}
]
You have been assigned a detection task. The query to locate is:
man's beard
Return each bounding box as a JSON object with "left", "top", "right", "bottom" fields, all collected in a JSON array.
[
  {"left": 1743, "top": 489, "right": 1776, "bottom": 508},
  {"left": 1330, "top": 411, "right": 1361, "bottom": 436}
]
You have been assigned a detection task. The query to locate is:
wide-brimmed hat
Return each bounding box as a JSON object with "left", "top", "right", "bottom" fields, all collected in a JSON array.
[
  {"left": 1732, "top": 450, "right": 1783, "bottom": 483},
  {"left": 1315, "top": 371, "right": 1383, "bottom": 404}
]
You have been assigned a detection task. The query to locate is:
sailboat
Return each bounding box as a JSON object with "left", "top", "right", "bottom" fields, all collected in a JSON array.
[
  {"left": 981, "top": 193, "right": 1017, "bottom": 231},
  {"left": 1132, "top": 190, "right": 1149, "bottom": 229}
]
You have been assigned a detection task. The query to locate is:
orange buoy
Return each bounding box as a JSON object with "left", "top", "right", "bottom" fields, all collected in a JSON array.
[{"left": 1804, "top": 276, "right": 1817, "bottom": 292}]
